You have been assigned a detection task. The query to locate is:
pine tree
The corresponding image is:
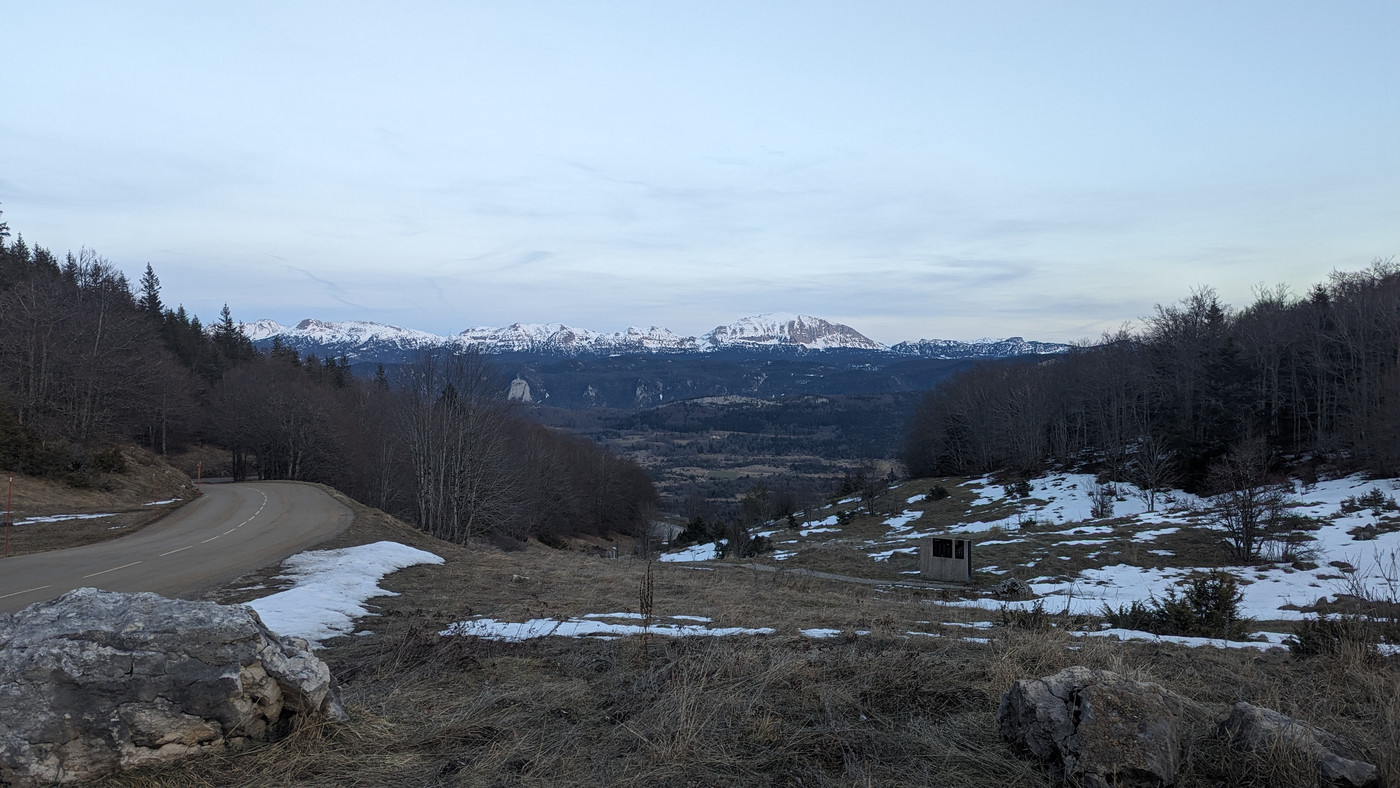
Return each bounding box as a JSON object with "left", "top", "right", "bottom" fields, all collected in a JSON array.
[{"left": 139, "top": 264, "right": 163, "bottom": 316}]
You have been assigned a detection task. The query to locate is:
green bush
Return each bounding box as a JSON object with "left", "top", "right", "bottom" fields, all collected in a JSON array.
[
  {"left": 90, "top": 448, "right": 127, "bottom": 474},
  {"left": 928, "top": 485, "right": 949, "bottom": 501},
  {"left": 718, "top": 527, "right": 771, "bottom": 559},
  {"left": 1102, "top": 571, "right": 1252, "bottom": 640},
  {"left": 1287, "top": 614, "right": 1380, "bottom": 659},
  {"left": 1000, "top": 600, "right": 1053, "bottom": 632},
  {"left": 1005, "top": 479, "right": 1032, "bottom": 498},
  {"left": 672, "top": 517, "right": 723, "bottom": 549},
  {"left": 1100, "top": 600, "right": 1156, "bottom": 632}
]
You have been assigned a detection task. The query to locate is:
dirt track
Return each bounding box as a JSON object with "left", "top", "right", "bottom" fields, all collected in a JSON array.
[{"left": 0, "top": 481, "right": 351, "bottom": 613}]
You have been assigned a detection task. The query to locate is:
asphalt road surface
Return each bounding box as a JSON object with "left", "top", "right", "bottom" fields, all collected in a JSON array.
[{"left": 0, "top": 481, "right": 352, "bottom": 614}]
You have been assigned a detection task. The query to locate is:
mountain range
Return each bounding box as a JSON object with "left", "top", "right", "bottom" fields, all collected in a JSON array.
[{"left": 243, "top": 313, "right": 1071, "bottom": 362}]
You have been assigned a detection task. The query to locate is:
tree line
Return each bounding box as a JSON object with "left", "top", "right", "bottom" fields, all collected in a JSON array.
[
  {"left": 903, "top": 259, "right": 1400, "bottom": 491},
  {"left": 0, "top": 211, "right": 656, "bottom": 543}
]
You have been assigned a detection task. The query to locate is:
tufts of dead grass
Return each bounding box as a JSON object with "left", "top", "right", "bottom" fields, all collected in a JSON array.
[{"left": 109, "top": 496, "right": 1400, "bottom": 787}]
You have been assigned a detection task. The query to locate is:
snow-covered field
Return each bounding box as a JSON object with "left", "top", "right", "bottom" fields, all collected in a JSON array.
[{"left": 651, "top": 469, "right": 1400, "bottom": 643}]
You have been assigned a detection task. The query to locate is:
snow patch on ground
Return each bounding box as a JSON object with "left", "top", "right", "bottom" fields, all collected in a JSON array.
[
  {"left": 884, "top": 510, "right": 923, "bottom": 530},
  {"left": 445, "top": 616, "right": 775, "bottom": 641},
  {"left": 869, "top": 548, "right": 918, "bottom": 562},
  {"left": 14, "top": 512, "right": 115, "bottom": 526},
  {"left": 248, "top": 541, "right": 444, "bottom": 647},
  {"left": 659, "top": 543, "right": 719, "bottom": 562}
]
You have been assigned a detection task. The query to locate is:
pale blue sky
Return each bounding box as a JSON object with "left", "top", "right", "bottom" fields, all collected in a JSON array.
[{"left": 2, "top": 2, "right": 1395, "bottom": 344}]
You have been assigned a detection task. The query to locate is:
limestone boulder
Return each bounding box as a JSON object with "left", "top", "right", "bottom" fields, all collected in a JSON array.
[
  {"left": 0, "top": 587, "right": 345, "bottom": 785},
  {"left": 1218, "top": 702, "right": 1379, "bottom": 788},
  {"left": 998, "top": 665, "right": 1184, "bottom": 787}
]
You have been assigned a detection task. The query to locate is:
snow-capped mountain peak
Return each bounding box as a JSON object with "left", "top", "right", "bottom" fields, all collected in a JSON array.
[
  {"left": 242, "top": 315, "right": 1071, "bottom": 362},
  {"left": 704, "top": 314, "right": 885, "bottom": 352}
]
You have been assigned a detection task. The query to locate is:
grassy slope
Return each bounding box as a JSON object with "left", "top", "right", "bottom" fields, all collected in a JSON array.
[
  {"left": 1, "top": 447, "right": 199, "bottom": 557},
  {"left": 102, "top": 482, "right": 1399, "bottom": 787}
]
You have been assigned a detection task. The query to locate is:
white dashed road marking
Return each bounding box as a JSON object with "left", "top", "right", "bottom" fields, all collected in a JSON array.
[
  {"left": 0, "top": 585, "right": 50, "bottom": 601},
  {"left": 193, "top": 491, "right": 268, "bottom": 546},
  {"left": 82, "top": 561, "right": 142, "bottom": 579}
]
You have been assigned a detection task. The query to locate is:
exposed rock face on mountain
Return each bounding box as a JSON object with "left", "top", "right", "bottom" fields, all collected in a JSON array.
[
  {"left": 890, "top": 336, "right": 1072, "bottom": 359},
  {"left": 506, "top": 375, "right": 534, "bottom": 403},
  {"left": 998, "top": 666, "right": 1185, "bottom": 788},
  {"left": 0, "top": 588, "right": 344, "bottom": 786}
]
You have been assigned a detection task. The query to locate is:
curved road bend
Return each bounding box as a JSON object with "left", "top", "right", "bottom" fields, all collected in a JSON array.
[{"left": 0, "top": 481, "right": 352, "bottom": 614}]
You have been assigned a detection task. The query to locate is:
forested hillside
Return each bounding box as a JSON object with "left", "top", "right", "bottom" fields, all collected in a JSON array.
[
  {"left": 905, "top": 260, "right": 1400, "bottom": 489},
  {"left": 0, "top": 212, "right": 656, "bottom": 543}
]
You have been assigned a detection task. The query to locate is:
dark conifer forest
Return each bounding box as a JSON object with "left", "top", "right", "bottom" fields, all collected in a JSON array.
[
  {"left": 0, "top": 212, "right": 656, "bottom": 542},
  {"left": 903, "top": 260, "right": 1400, "bottom": 489}
]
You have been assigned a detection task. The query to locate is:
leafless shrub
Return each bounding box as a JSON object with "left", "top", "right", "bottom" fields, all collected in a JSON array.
[{"left": 1089, "top": 482, "right": 1116, "bottom": 519}]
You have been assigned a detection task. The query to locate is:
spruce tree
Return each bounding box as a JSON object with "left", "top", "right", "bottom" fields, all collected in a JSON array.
[{"left": 139, "top": 263, "right": 163, "bottom": 316}]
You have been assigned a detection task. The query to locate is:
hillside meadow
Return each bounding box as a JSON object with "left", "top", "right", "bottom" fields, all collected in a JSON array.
[{"left": 95, "top": 473, "right": 1400, "bottom": 787}]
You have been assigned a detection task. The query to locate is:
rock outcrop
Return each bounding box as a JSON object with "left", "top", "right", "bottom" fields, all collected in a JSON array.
[
  {"left": 998, "top": 666, "right": 1184, "bottom": 787},
  {"left": 0, "top": 588, "right": 345, "bottom": 785},
  {"left": 1218, "top": 702, "right": 1379, "bottom": 788}
]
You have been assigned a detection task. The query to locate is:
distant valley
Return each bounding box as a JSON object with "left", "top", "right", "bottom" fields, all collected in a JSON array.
[{"left": 244, "top": 312, "right": 1072, "bottom": 513}]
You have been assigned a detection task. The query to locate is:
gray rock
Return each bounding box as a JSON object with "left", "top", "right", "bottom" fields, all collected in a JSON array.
[
  {"left": 998, "top": 666, "right": 1184, "bottom": 787},
  {"left": 995, "top": 577, "right": 1033, "bottom": 598},
  {"left": 0, "top": 588, "right": 346, "bottom": 785},
  {"left": 1217, "top": 702, "right": 1378, "bottom": 788}
]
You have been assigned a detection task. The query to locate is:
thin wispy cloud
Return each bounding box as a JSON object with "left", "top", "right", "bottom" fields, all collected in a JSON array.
[{"left": 1, "top": 2, "right": 1395, "bottom": 344}]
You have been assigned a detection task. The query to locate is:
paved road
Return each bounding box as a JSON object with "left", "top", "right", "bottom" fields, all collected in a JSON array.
[{"left": 0, "top": 481, "right": 352, "bottom": 613}]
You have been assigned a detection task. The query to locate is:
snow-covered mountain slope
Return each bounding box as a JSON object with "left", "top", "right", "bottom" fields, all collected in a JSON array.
[
  {"left": 243, "top": 315, "right": 1071, "bottom": 361},
  {"left": 457, "top": 323, "right": 699, "bottom": 354},
  {"left": 245, "top": 319, "right": 446, "bottom": 357},
  {"left": 889, "top": 336, "right": 1072, "bottom": 359},
  {"left": 704, "top": 313, "right": 885, "bottom": 352}
]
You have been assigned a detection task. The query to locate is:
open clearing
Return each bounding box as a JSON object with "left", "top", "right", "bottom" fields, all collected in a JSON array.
[{"left": 102, "top": 473, "right": 1400, "bottom": 787}]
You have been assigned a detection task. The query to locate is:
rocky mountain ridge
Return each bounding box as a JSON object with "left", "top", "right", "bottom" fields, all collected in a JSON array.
[{"left": 244, "top": 313, "right": 1071, "bottom": 362}]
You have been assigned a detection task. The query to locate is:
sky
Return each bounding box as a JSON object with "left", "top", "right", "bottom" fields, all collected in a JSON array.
[{"left": 2, "top": 2, "right": 1396, "bottom": 345}]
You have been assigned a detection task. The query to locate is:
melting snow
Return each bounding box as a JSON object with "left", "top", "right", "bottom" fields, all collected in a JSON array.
[
  {"left": 247, "top": 541, "right": 444, "bottom": 647},
  {"left": 659, "top": 543, "right": 719, "bottom": 562},
  {"left": 444, "top": 616, "right": 775, "bottom": 641},
  {"left": 14, "top": 513, "right": 115, "bottom": 525}
]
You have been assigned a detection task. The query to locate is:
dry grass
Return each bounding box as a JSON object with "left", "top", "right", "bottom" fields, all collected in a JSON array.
[
  {"left": 104, "top": 497, "right": 1400, "bottom": 787},
  {"left": 1, "top": 447, "right": 197, "bottom": 556}
]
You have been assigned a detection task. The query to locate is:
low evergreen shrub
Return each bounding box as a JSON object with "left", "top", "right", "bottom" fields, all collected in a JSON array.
[{"left": 1101, "top": 570, "right": 1252, "bottom": 640}]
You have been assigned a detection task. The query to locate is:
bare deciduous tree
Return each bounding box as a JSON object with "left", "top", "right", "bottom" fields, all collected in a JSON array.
[
  {"left": 1130, "top": 434, "right": 1178, "bottom": 512},
  {"left": 398, "top": 350, "right": 523, "bottom": 543},
  {"left": 1206, "top": 439, "right": 1292, "bottom": 562}
]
